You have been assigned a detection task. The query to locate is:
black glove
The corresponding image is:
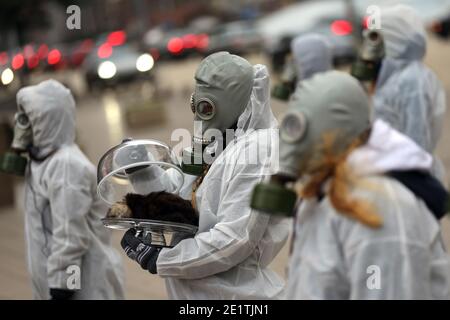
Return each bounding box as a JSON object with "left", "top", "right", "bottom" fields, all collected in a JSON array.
[
  {"left": 50, "top": 288, "right": 75, "bottom": 300},
  {"left": 121, "top": 229, "right": 160, "bottom": 274}
]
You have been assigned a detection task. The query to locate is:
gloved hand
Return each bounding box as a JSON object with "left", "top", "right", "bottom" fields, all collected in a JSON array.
[
  {"left": 50, "top": 288, "right": 75, "bottom": 300},
  {"left": 121, "top": 229, "right": 160, "bottom": 274}
]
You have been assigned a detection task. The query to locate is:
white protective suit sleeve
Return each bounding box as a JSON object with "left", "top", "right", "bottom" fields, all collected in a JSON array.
[
  {"left": 45, "top": 154, "right": 93, "bottom": 289},
  {"left": 156, "top": 161, "right": 271, "bottom": 279}
]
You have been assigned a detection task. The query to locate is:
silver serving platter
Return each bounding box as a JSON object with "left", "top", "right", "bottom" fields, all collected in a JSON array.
[{"left": 102, "top": 218, "right": 198, "bottom": 248}]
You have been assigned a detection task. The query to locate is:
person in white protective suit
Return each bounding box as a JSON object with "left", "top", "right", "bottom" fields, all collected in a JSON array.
[
  {"left": 373, "top": 5, "right": 447, "bottom": 185},
  {"left": 254, "top": 71, "right": 450, "bottom": 299},
  {"left": 17, "top": 80, "right": 124, "bottom": 300},
  {"left": 272, "top": 34, "right": 333, "bottom": 101},
  {"left": 291, "top": 34, "right": 333, "bottom": 84},
  {"left": 120, "top": 52, "right": 291, "bottom": 299}
]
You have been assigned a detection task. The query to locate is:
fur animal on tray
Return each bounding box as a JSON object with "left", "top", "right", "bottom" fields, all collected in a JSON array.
[{"left": 107, "top": 191, "right": 199, "bottom": 226}]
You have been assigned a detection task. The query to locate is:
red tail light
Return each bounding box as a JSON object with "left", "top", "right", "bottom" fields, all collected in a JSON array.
[
  {"left": 107, "top": 30, "right": 126, "bottom": 47},
  {"left": 12, "top": 54, "right": 25, "bottom": 70},
  {"left": 331, "top": 20, "right": 353, "bottom": 36},
  {"left": 23, "top": 45, "right": 34, "bottom": 58},
  {"left": 47, "top": 49, "right": 61, "bottom": 65},
  {"left": 0, "top": 52, "right": 8, "bottom": 66},
  {"left": 167, "top": 37, "right": 184, "bottom": 54},
  {"left": 37, "top": 44, "right": 49, "bottom": 60},
  {"left": 362, "top": 16, "right": 370, "bottom": 29},
  {"left": 27, "top": 55, "right": 40, "bottom": 69},
  {"left": 196, "top": 34, "right": 209, "bottom": 50},
  {"left": 182, "top": 34, "right": 198, "bottom": 49},
  {"left": 97, "top": 43, "right": 113, "bottom": 58}
]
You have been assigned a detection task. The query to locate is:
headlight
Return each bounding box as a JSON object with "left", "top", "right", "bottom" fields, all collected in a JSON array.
[
  {"left": 136, "top": 54, "right": 154, "bottom": 72},
  {"left": 98, "top": 61, "right": 117, "bottom": 79},
  {"left": 1, "top": 68, "right": 14, "bottom": 85}
]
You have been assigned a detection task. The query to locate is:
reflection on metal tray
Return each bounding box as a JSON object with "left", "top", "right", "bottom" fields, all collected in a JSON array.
[{"left": 102, "top": 218, "right": 198, "bottom": 248}]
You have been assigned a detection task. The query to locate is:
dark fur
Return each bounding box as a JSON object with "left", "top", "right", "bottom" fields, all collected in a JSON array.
[{"left": 125, "top": 191, "right": 199, "bottom": 226}]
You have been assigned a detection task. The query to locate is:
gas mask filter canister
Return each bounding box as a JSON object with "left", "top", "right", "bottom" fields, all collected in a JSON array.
[{"left": 272, "top": 56, "right": 297, "bottom": 101}]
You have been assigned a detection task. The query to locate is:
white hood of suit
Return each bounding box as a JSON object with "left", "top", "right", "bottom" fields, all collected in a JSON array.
[
  {"left": 236, "top": 64, "right": 278, "bottom": 135},
  {"left": 17, "top": 79, "right": 76, "bottom": 159},
  {"left": 347, "top": 119, "right": 433, "bottom": 176}
]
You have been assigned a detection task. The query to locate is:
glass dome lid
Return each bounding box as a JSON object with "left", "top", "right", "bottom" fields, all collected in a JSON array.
[{"left": 97, "top": 138, "right": 184, "bottom": 205}]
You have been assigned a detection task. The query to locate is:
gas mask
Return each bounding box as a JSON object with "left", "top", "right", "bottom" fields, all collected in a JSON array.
[
  {"left": 351, "top": 30, "right": 385, "bottom": 85},
  {"left": 0, "top": 112, "right": 32, "bottom": 176},
  {"left": 251, "top": 71, "right": 371, "bottom": 216},
  {"left": 181, "top": 52, "right": 254, "bottom": 175},
  {"left": 272, "top": 55, "right": 297, "bottom": 101}
]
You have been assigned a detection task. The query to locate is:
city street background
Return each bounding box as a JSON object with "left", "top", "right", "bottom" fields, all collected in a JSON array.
[
  {"left": 0, "top": 0, "right": 449, "bottom": 299},
  {"left": 1, "top": 36, "right": 450, "bottom": 298}
]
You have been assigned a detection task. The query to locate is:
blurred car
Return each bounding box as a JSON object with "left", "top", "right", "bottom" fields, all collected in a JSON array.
[
  {"left": 257, "top": 0, "right": 361, "bottom": 71},
  {"left": 83, "top": 44, "right": 155, "bottom": 90},
  {"left": 258, "top": 0, "right": 450, "bottom": 71},
  {"left": 143, "top": 26, "right": 209, "bottom": 60},
  {"left": 201, "top": 21, "right": 263, "bottom": 55}
]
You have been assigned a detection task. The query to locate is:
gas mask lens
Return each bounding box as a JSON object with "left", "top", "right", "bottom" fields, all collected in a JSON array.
[
  {"left": 280, "top": 111, "right": 307, "bottom": 143},
  {"left": 15, "top": 112, "right": 31, "bottom": 129},
  {"left": 190, "top": 93, "right": 216, "bottom": 120},
  {"left": 195, "top": 99, "right": 216, "bottom": 121}
]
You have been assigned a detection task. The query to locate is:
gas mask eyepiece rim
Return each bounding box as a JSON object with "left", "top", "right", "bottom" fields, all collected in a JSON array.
[
  {"left": 190, "top": 93, "right": 195, "bottom": 113},
  {"left": 280, "top": 110, "right": 307, "bottom": 144},
  {"left": 191, "top": 93, "right": 216, "bottom": 121},
  {"left": 14, "top": 112, "right": 31, "bottom": 130}
]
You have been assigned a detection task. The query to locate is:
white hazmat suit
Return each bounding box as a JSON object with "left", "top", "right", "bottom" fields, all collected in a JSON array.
[
  {"left": 18, "top": 80, "right": 124, "bottom": 299},
  {"left": 373, "top": 5, "right": 447, "bottom": 184},
  {"left": 156, "top": 65, "right": 290, "bottom": 299},
  {"left": 291, "top": 34, "right": 333, "bottom": 83},
  {"left": 286, "top": 119, "right": 450, "bottom": 299}
]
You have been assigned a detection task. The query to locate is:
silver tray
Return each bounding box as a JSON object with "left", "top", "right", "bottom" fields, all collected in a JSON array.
[{"left": 102, "top": 218, "right": 198, "bottom": 248}]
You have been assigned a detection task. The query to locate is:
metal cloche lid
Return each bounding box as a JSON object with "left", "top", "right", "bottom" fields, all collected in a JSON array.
[{"left": 97, "top": 138, "right": 184, "bottom": 205}]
